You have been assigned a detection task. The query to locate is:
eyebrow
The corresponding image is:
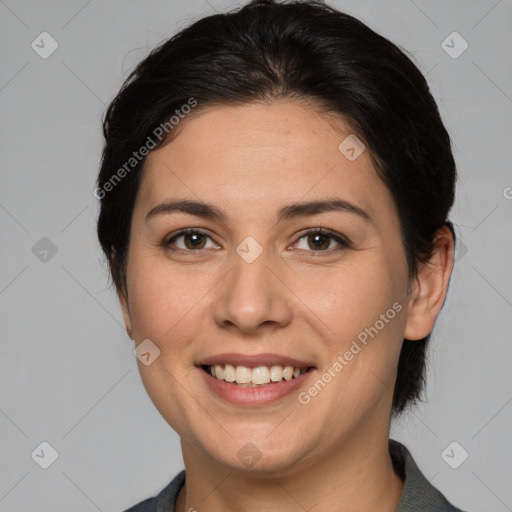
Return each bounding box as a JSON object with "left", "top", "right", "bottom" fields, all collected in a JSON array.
[{"left": 144, "top": 198, "right": 371, "bottom": 224}]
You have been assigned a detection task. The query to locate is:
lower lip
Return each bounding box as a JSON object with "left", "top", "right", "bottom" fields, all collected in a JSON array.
[{"left": 199, "top": 367, "right": 315, "bottom": 406}]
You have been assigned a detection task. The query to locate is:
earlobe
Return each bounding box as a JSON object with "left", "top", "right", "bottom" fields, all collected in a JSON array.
[
  {"left": 119, "top": 289, "right": 133, "bottom": 339},
  {"left": 403, "top": 226, "right": 454, "bottom": 341}
]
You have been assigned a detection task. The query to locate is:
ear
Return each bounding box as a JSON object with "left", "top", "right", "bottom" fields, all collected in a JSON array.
[
  {"left": 404, "top": 226, "right": 454, "bottom": 341},
  {"left": 112, "top": 245, "right": 133, "bottom": 340},
  {"left": 119, "top": 287, "right": 133, "bottom": 340}
]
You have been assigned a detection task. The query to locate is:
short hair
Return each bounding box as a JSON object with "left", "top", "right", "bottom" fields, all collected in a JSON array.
[{"left": 96, "top": 0, "right": 457, "bottom": 417}]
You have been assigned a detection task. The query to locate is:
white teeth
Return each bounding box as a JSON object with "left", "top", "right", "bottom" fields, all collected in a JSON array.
[
  {"left": 224, "top": 364, "right": 236, "bottom": 382},
  {"left": 270, "top": 365, "right": 283, "bottom": 382},
  {"left": 283, "top": 366, "right": 294, "bottom": 381},
  {"left": 251, "top": 366, "right": 271, "bottom": 385},
  {"left": 235, "top": 365, "right": 252, "bottom": 384},
  {"left": 207, "top": 364, "right": 308, "bottom": 385},
  {"left": 214, "top": 364, "right": 223, "bottom": 379}
]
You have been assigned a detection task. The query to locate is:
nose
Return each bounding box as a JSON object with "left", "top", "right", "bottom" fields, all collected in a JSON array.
[{"left": 213, "top": 242, "right": 293, "bottom": 334}]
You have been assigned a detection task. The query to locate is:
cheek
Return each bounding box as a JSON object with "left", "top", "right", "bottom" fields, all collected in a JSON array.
[
  {"left": 311, "top": 259, "right": 407, "bottom": 406},
  {"left": 126, "top": 253, "right": 213, "bottom": 343},
  {"left": 315, "top": 263, "right": 402, "bottom": 340}
]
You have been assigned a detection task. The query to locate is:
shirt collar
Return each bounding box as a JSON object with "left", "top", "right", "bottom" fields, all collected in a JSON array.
[
  {"left": 390, "top": 438, "right": 465, "bottom": 511},
  {"left": 154, "top": 439, "right": 465, "bottom": 511}
]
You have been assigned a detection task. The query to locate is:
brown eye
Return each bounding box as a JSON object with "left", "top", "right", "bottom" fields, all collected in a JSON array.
[
  {"left": 306, "top": 233, "right": 331, "bottom": 250},
  {"left": 294, "top": 229, "right": 350, "bottom": 252},
  {"left": 182, "top": 232, "right": 207, "bottom": 250},
  {"left": 165, "top": 229, "right": 216, "bottom": 252}
]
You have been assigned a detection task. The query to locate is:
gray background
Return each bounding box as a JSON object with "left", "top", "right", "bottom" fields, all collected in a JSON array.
[{"left": 1, "top": 0, "right": 511, "bottom": 510}]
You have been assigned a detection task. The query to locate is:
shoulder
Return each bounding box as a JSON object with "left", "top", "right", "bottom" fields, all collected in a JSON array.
[
  {"left": 389, "top": 439, "right": 468, "bottom": 512},
  {"left": 122, "top": 470, "right": 186, "bottom": 512}
]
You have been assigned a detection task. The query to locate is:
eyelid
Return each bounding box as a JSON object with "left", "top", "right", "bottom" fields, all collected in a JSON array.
[
  {"left": 164, "top": 228, "right": 219, "bottom": 251},
  {"left": 164, "top": 227, "right": 351, "bottom": 253},
  {"left": 293, "top": 227, "right": 351, "bottom": 250}
]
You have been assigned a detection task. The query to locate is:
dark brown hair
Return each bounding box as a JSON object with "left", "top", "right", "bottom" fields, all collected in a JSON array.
[{"left": 96, "top": 0, "right": 457, "bottom": 417}]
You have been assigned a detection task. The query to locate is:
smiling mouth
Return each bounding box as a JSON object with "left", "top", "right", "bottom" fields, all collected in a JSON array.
[{"left": 202, "top": 364, "right": 314, "bottom": 387}]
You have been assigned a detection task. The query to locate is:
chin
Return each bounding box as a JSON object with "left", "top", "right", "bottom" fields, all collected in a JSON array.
[{"left": 198, "top": 428, "right": 314, "bottom": 475}]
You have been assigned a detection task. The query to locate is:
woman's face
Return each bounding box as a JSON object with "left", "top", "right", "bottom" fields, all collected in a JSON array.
[{"left": 120, "top": 100, "right": 414, "bottom": 473}]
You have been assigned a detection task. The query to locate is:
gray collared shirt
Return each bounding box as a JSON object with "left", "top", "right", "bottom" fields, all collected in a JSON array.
[{"left": 124, "top": 439, "right": 468, "bottom": 511}]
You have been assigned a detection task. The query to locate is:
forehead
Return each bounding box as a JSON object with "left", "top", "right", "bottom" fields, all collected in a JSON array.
[{"left": 135, "top": 101, "right": 393, "bottom": 221}]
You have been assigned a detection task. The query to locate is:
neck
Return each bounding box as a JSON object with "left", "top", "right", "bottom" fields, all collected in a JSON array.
[{"left": 176, "top": 428, "right": 404, "bottom": 512}]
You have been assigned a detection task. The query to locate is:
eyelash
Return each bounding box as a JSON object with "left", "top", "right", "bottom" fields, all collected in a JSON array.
[{"left": 163, "top": 227, "right": 351, "bottom": 255}]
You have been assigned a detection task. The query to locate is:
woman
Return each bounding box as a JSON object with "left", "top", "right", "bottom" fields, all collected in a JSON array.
[{"left": 95, "top": 1, "right": 467, "bottom": 510}]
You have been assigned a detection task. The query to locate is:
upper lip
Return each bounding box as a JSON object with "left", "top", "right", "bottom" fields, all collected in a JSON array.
[{"left": 197, "top": 353, "right": 315, "bottom": 369}]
